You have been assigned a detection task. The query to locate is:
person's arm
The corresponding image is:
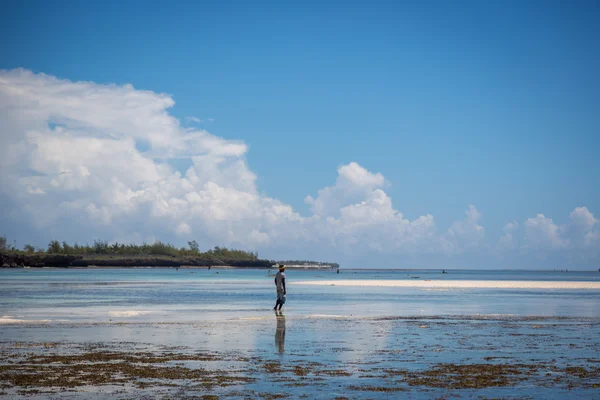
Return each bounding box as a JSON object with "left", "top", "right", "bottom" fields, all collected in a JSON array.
[
  {"left": 282, "top": 277, "right": 286, "bottom": 295},
  {"left": 274, "top": 276, "right": 277, "bottom": 286}
]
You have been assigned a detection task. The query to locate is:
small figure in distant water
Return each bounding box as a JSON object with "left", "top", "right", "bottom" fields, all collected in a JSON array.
[
  {"left": 442, "top": 270, "right": 446, "bottom": 274},
  {"left": 337, "top": 268, "right": 340, "bottom": 274},
  {"left": 274, "top": 264, "right": 286, "bottom": 311}
]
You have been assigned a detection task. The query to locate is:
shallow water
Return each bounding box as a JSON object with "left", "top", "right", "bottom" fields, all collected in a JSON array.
[
  {"left": 1, "top": 268, "right": 599, "bottom": 398},
  {"left": 2, "top": 268, "right": 600, "bottom": 323}
]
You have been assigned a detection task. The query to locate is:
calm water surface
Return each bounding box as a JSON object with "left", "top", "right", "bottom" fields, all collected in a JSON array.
[
  {"left": 1, "top": 268, "right": 600, "bottom": 399},
  {"left": 2, "top": 268, "right": 599, "bottom": 323}
]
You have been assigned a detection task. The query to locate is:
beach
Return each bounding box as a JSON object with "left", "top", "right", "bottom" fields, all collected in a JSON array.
[
  {"left": 1, "top": 315, "right": 599, "bottom": 398},
  {"left": 1, "top": 268, "right": 600, "bottom": 398},
  {"left": 294, "top": 279, "right": 600, "bottom": 289}
]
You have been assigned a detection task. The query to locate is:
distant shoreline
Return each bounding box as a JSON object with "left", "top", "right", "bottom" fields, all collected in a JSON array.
[
  {"left": 79, "top": 265, "right": 334, "bottom": 269},
  {"left": 0, "top": 252, "right": 337, "bottom": 269}
]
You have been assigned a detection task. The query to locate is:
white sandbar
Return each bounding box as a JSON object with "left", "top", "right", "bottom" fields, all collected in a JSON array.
[
  {"left": 108, "top": 310, "right": 152, "bottom": 317},
  {"left": 0, "top": 317, "right": 51, "bottom": 324},
  {"left": 293, "top": 280, "right": 600, "bottom": 289}
]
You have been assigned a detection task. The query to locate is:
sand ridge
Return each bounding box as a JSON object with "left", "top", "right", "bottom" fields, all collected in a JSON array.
[{"left": 292, "top": 279, "right": 600, "bottom": 289}]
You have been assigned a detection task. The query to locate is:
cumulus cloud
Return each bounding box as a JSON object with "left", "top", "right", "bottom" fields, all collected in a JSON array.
[
  {"left": 568, "top": 207, "right": 599, "bottom": 249},
  {"left": 0, "top": 68, "right": 275, "bottom": 247},
  {"left": 305, "top": 162, "right": 385, "bottom": 217},
  {"left": 445, "top": 205, "right": 485, "bottom": 253},
  {"left": 1, "top": 69, "right": 597, "bottom": 266},
  {"left": 523, "top": 214, "right": 569, "bottom": 250},
  {"left": 313, "top": 189, "right": 440, "bottom": 255},
  {"left": 521, "top": 207, "right": 599, "bottom": 256},
  {"left": 497, "top": 221, "right": 518, "bottom": 250}
]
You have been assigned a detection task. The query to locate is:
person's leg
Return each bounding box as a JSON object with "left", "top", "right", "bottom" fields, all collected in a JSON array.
[
  {"left": 275, "top": 292, "right": 283, "bottom": 310},
  {"left": 274, "top": 292, "right": 282, "bottom": 310}
]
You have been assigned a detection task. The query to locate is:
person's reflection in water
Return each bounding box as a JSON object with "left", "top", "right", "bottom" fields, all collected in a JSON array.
[{"left": 274, "top": 311, "right": 286, "bottom": 354}]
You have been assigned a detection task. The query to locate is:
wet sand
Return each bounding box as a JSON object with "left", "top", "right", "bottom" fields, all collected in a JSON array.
[
  {"left": 294, "top": 279, "right": 600, "bottom": 289},
  {"left": 1, "top": 315, "right": 599, "bottom": 399}
]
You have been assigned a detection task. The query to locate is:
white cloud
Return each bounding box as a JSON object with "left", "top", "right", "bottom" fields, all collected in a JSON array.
[
  {"left": 497, "top": 221, "right": 518, "bottom": 250},
  {"left": 504, "top": 221, "right": 518, "bottom": 232},
  {"left": 312, "top": 188, "right": 440, "bottom": 255},
  {"left": 176, "top": 222, "right": 192, "bottom": 236},
  {"left": 523, "top": 214, "right": 569, "bottom": 250},
  {"left": 184, "top": 116, "right": 214, "bottom": 125},
  {"left": 520, "top": 208, "right": 599, "bottom": 257},
  {"left": 445, "top": 205, "right": 485, "bottom": 253},
  {"left": 0, "top": 69, "right": 266, "bottom": 246},
  {"left": 1, "top": 69, "right": 597, "bottom": 266},
  {"left": 306, "top": 162, "right": 385, "bottom": 217},
  {"left": 568, "top": 207, "right": 599, "bottom": 248}
]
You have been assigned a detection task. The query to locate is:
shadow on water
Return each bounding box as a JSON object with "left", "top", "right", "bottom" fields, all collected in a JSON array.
[{"left": 274, "top": 311, "right": 286, "bottom": 354}]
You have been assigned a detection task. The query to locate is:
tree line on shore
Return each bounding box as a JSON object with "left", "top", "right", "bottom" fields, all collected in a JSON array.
[
  {"left": 1, "top": 236, "right": 339, "bottom": 267},
  {"left": 0, "top": 236, "right": 259, "bottom": 261}
]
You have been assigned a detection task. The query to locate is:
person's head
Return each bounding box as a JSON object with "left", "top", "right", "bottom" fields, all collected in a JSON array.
[{"left": 279, "top": 264, "right": 285, "bottom": 271}]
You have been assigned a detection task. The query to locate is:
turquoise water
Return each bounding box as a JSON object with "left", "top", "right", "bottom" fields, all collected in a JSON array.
[
  {"left": 1, "top": 268, "right": 599, "bottom": 323},
  {"left": 2, "top": 268, "right": 600, "bottom": 399}
]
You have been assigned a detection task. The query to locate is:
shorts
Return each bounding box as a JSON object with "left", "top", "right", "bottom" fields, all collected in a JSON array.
[{"left": 277, "top": 291, "right": 286, "bottom": 304}]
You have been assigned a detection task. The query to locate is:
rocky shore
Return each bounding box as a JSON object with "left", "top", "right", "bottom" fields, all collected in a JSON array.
[{"left": 0, "top": 252, "right": 273, "bottom": 268}]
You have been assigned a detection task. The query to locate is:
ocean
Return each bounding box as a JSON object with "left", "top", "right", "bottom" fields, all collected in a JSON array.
[
  {"left": 1, "top": 268, "right": 599, "bottom": 398},
  {"left": 2, "top": 268, "right": 599, "bottom": 323}
]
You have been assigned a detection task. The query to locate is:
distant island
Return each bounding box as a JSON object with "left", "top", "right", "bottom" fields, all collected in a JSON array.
[{"left": 0, "top": 237, "right": 339, "bottom": 269}]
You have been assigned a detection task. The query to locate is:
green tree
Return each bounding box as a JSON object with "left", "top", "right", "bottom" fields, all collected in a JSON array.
[
  {"left": 62, "top": 241, "right": 73, "bottom": 254},
  {"left": 0, "top": 236, "right": 6, "bottom": 251},
  {"left": 148, "top": 241, "right": 178, "bottom": 256},
  {"left": 48, "top": 240, "right": 62, "bottom": 254},
  {"left": 93, "top": 240, "right": 108, "bottom": 254},
  {"left": 23, "top": 244, "right": 35, "bottom": 253},
  {"left": 188, "top": 240, "right": 199, "bottom": 253}
]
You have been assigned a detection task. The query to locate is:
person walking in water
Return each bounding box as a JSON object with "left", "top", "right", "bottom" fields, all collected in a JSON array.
[{"left": 274, "top": 264, "right": 286, "bottom": 311}]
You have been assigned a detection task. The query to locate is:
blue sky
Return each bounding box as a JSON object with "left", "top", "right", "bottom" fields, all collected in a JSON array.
[{"left": 1, "top": 1, "right": 599, "bottom": 268}]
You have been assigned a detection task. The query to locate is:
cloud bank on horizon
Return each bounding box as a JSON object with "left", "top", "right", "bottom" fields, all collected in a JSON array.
[{"left": 0, "top": 69, "right": 598, "bottom": 267}]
